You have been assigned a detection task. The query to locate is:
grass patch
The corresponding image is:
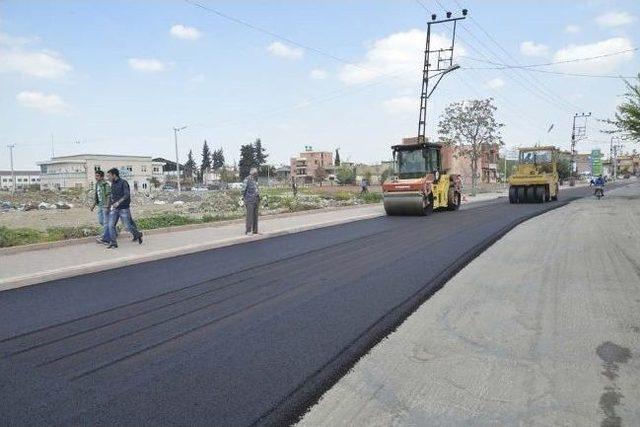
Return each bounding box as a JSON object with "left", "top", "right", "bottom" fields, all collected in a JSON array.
[
  {"left": 358, "top": 192, "right": 383, "bottom": 203},
  {"left": 0, "top": 225, "right": 101, "bottom": 248},
  {"left": 136, "top": 214, "right": 201, "bottom": 230}
]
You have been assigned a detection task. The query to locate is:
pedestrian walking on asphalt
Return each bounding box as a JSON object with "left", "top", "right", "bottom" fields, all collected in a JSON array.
[
  {"left": 106, "top": 168, "right": 143, "bottom": 249},
  {"left": 242, "top": 167, "right": 260, "bottom": 235},
  {"left": 90, "top": 170, "right": 111, "bottom": 244},
  {"left": 291, "top": 176, "right": 298, "bottom": 198}
]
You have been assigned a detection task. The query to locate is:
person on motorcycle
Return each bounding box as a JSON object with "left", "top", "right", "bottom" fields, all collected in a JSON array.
[{"left": 594, "top": 175, "right": 605, "bottom": 198}]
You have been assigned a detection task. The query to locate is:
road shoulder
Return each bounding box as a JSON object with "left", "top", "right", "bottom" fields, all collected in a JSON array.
[{"left": 299, "top": 183, "right": 640, "bottom": 426}]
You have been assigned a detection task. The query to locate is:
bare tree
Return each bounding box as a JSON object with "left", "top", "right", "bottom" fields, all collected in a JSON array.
[
  {"left": 314, "top": 166, "right": 327, "bottom": 186},
  {"left": 438, "top": 98, "right": 504, "bottom": 195}
]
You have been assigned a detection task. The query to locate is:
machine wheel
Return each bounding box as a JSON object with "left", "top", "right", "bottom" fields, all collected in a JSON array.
[
  {"left": 517, "top": 186, "right": 526, "bottom": 203},
  {"left": 448, "top": 191, "right": 461, "bottom": 211},
  {"left": 551, "top": 184, "right": 559, "bottom": 201},
  {"left": 421, "top": 197, "right": 433, "bottom": 216},
  {"left": 535, "top": 185, "right": 545, "bottom": 203},
  {"left": 526, "top": 186, "right": 536, "bottom": 203},
  {"left": 509, "top": 186, "right": 517, "bottom": 204},
  {"left": 544, "top": 185, "right": 551, "bottom": 202}
]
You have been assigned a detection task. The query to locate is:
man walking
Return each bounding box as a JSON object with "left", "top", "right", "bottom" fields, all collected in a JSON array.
[
  {"left": 242, "top": 167, "right": 260, "bottom": 235},
  {"left": 90, "top": 170, "right": 111, "bottom": 244},
  {"left": 106, "top": 168, "right": 143, "bottom": 249}
]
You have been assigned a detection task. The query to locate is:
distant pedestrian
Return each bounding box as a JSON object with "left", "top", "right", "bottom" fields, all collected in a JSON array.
[
  {"left": 242, "top": 168, "right": 260, "bottom": 235},
  {"left": 291, "top": 177, "right": 298, "bottom": 197},
  {"left": 106, "top": 168, "right": 143, "bottom": 249},
  {"left": 360, "top": 178, "right": 368, "bottom": 194},
  {"left": 90, "top": 170, "right": 111, "bottom": 244}
]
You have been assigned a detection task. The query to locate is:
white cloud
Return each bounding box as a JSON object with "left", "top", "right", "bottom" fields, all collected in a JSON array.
[
  {"left": 381, "top": 96, "right": 418, "bottom": 115},
  {"left": 0, "top": 32, "right": 72, "bottom": 79},
  {"left": 267, "top": 42, "right": 303, "bottom": 59},
  {"left": 170, "top": 24, "right": 202, "bottom": 40},
  {"left": 564, "top": 24, "right": 580, "bottom": 34},
  {"left": 520, "top": 41, "right": 549, "bottom": 57},
  {"left": 309, "top": 69, "right": 328, "bottom": 80},
  {"left": 485, "top": 78, "right": 505, "bottom": 89},
  {"left": 339, "top": 29, "right": 465, "bottom": 85},
  {"left": 16, "top": 91, "right": 70, "bottom": 115},
  {"left": 553, "top": 37, "right": 634, "bottom": 73},
  {"left": 128, "top": 58, "right": 166, "bottom": 72},
  {"left": 596, "top": 11, "right": 636, "bottom": 28}
]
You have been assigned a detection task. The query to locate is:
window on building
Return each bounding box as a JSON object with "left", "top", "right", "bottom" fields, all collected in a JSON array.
[
  {"left": 153, "top": 166, "right": 160, "bottom": 172},
  {"left": 94, "top": 165, "right": 101, "bottom": 172},
  {"left": 141, "top": 165, "right": 147, "bottom": 172},
  {"left": 142, "top": 182, "right": 148, "bottom": 189},
  {"left": 126, "top": 166, "right": 133, "bottom": 172}
]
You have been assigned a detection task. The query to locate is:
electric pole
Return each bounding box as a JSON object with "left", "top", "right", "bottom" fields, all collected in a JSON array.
[
  {"left": 417, "top": 9, "right": 467, "bottom": 143},
  {"left": 173, "top": 126, "right": 187, "bottom": 192},
  {"left": 610, "top": 136, "right": 623, "bottom": 180},
  {"left": 7, "top": 144, "right": 16, "bottom": 194},
  {"left": 569, "top": 112, "right": 591, "bottom": 186}
]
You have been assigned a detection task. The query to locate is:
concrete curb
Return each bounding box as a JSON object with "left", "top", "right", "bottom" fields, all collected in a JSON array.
[
  {"left": 0, "top": 212, "right": 382, "bottom": 291},
  {"left": 0, "top": 203, "right": 381, "bottom": 256}
]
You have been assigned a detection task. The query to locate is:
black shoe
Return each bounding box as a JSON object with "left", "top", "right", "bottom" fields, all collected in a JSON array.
[
  {"left": 107, "top": 243, "right": 118, "bottom": 249},
  {"left": 137, "top": 232, "right": 143, "bottom": 244},
  {"left": 96, "top": 238, "right": 109, "bottom": 244}
]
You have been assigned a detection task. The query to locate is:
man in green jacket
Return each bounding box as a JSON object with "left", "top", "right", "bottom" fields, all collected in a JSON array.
[{"left": 90, "top": 170, "right": 111, "bottom": 244}]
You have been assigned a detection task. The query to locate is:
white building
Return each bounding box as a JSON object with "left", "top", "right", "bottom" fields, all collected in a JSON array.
[
  {"left": 37, "top": 154, "right": 165, "bottom": 191},
  {"left": 0, "top": 170, "right": 41, "bottom": 190}
]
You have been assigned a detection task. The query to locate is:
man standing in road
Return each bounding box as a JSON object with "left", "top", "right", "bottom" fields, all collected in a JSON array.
[
  {"left": 242, "top": 167, "right": 260, "bottom": 235},
  {"left": 90, "top": 170, "right": 111, "bottom": 244},
  {"left": 106, "top": 168, "right": 143, "bottom": 249}
]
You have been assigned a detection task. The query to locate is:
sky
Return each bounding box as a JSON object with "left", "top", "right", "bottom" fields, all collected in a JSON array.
[{"left": 1, "top": 0, "right": 639, "bottom": 170}]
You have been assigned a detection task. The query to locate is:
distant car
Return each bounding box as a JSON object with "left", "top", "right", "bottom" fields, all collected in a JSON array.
[
  {"left": 228, "top": 182, "right": 243, "bottom": 190},
  {"left": 192, "top": 186, "right": 208, "bottom": 192},
  {"left": 162, "top": 185, "right": 176, "bottom": 192}
]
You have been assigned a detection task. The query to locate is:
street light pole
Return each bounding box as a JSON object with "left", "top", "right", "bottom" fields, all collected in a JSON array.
[
  {"left": 569, "top": 112, "right": 591, "bottom": 187},
  {"left": 173, "top": 126, "right": 187, "bottom": 192},
  {"left": 7, "top": 144, "right": 16, "bottom": 194}
]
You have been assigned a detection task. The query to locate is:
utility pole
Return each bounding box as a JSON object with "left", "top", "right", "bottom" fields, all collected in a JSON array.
[
  {"left": 569, "top": 112, "right": 591, "bottom": 186},
  {"left": 610, "top": 136, "right": 623, "bottom": 180},
  {"left": 7, "top": 144, "right": 16, "bottom": 194},
  {"left": 173, "top": 126, "right": 187, "bottom": 192},
  {"left": 417, "top": 9, "right": 467, "bottom": 143},
  {"left": 51, "top": 134, "right": 55, "bottom": 157}
]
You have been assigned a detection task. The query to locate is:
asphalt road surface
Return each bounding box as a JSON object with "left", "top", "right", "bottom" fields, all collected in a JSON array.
[{"left": 0, "top": 185, "right": 613, "bottom": 426}]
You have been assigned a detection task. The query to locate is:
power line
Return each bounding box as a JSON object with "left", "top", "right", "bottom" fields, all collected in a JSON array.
[
  {"left": 448, "top": 0, "right": 582, "bottom": 112},
  {"left": 464, "top": 65, "right": 637, "bottom": 79}
]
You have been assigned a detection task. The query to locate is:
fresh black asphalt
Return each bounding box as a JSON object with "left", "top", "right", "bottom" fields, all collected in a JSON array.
[{"left": 0, "top": 185, "right": 609, "bottom": 426}]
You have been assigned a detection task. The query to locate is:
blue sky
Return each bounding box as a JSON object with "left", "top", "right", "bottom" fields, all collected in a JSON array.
[{"left": 1, "top": 0, "right": 639, "bottom": 170}]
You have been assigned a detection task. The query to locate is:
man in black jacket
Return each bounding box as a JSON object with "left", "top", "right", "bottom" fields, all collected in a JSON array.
[{"left": 106, "top": 168, "right": 143, "bottom": 249}]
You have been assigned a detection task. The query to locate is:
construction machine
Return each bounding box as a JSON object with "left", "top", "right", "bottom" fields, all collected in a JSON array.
[
  {"left": 382, "top": 142, "right": 462, "bottom": 215},
  {"left": 508, "top": 146, "right": 559, "bottom": 203}
]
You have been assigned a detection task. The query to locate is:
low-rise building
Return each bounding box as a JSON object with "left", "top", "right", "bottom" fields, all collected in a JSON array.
[
  {"left": 37, "top": 154, "right": 165, "bottom": 191},
  {"left": 0, "top": 170, "right": 41, "bottom": 190},
  {"left": 290, "top": 148, "right": 335, "bottom": 183}
]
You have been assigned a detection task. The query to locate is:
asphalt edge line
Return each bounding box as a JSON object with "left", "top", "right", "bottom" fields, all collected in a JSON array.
[
  {"left": 0, "top": 213, "right": 383, "bottom": 292},
  {"left": 253, "top": 199, "right": 574, "bottom": 427}
]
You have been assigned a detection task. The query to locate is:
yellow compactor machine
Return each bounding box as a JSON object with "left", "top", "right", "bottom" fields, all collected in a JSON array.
[{"left": 508, "top": 146, "right": 559, "bottom": 203}]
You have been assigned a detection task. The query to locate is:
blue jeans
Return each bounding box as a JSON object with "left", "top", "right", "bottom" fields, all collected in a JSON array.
[
  {"left": 108, "top": 208, "right": 140, "bottom": 244},
  {"left": 97, "top": 207, "right": 111, "bottom": 241}
]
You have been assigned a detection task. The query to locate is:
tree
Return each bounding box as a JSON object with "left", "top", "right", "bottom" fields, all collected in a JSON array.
[
  {"left": 380, "top": 167, "right": 393, "bottom": 184},
  {"left": 254, "top": 138, "right": 267, "bottom": 166},
  {"left": 438, "top": 98, "right": 504, "bottom": 196},
  {"left": 238, "top": 144, "right": 256, "bottom": 179},
  {"left": 336, "top": 165, "right": 356, "bottom": 185},
  {"left": 184, "top": 150, "right": 197, "bottom": 178},
  {"left": 557, "top": 158, "right": 571, "bottom": 183},
  {"left": 334, "top": 149, "right": 341, "bottom": 166},
  {"left": 200, "top": 140, "right": 211, "bottom": 175},
  {"left": 314, "top": 166, "right": 327, "bottom": 185},
  {"left": 212, "top": 148, "right": 225, "bottom": 170},
  {"left": 603, "top": 74, "right": 640, "bottom": 141},
  {"left": 149, "top": 176, "right": 161, "bottom": 189}
]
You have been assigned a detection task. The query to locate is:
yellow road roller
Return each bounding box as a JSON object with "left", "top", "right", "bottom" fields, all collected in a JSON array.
[
  {"left": 508, "top": 146, "right": 559, "bottom": 203},
  {"left": 382, "top": 141, "right": 462, "bottom": 215}
]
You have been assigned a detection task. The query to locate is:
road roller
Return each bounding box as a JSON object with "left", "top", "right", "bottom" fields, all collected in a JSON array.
[
  {"left": 508, "top": 146, "right": 559, "bottom": 203},
  {"left": 382, "top": 141, "right": 462, "bottom": 215}
]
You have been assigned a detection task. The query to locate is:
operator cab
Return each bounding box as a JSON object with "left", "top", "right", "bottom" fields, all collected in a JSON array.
[
  {"left": 517, "top": 147, "right": 557, "bottom": 173},
  {"left": 392, "top": 143, "right": 442, "bottom": 180}
]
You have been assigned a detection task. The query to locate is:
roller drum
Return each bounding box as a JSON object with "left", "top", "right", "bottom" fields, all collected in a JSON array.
[{"left": 383, "top": 192, "right": 425, "bottom": 215}]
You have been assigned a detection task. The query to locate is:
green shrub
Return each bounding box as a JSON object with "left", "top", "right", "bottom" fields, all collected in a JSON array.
[
  {"left": 333, "top": 191, "right": 353, "bottom": 201},
  {"left": 359, "top": 192, "right": 383, "bottom": 203},
  {"left": 45, "top": 226, "right": 100, "bottom": 241},
  {"left": 136, "top": 214, "right": 199, "bottom": 230},
  {"left": 0, "top": 226, "right": 44, "bottom": 247}
]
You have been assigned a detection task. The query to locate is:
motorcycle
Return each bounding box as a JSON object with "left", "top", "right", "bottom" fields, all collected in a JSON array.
[{"left": 595, "top": 185, "right": 604, "bottom": 200}]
